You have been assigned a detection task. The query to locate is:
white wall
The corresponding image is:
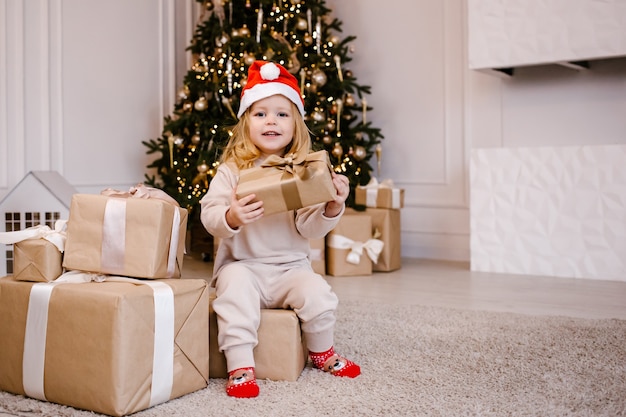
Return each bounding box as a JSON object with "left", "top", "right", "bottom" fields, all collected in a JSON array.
[
  {"left": 2, "top": 0, "right": 625, "bottom": 262},
  {"left": 0, "top": 0, "right": 177, "bottom": 195}
]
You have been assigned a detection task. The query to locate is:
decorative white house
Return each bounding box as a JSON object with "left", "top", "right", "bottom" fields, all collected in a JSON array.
[{"left": 0, "top": 171, "right": 77, "bottom": 276}]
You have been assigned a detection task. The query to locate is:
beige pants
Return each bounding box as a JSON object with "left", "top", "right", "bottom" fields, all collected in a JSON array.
[{"left": 213, "top": 259, "right": 338, "bottom": 372}]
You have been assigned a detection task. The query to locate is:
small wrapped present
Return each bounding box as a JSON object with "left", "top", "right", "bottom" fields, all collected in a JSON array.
[
  {"left": 355, "top": 178, "right": 405, "bottom": 209},
  {"left": 345, "top": 208, "right": 402, "bottom": 272},
  {"left": 236, "top": 150, "right": 336, "bottom": 216},
  {"left": 209, "top": 290, "right": 306, "bottom": 381},
  {"left": 309, "top": 237, "right": 326, "bottom": 275},
  {"left": 0, "top": 222, "right": 66, "bottom": 282},
  {"left": 63, "top": 184, "right": 187, "bottom": 279},
  {"left": 0, "top": 272, "right": 209, "bottom": 416},
  {"left": 326, "top": 214, "right": 384, "bottom": 276}
]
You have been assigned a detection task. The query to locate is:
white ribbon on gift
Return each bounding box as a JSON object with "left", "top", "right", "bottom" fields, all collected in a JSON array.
[
  {"left": 22, "top": 270, "right": 175, "bottom": 407},
  {"left": 361, "top": 177, "right": 402, "bottom": 209},
  {"left": 100, "top": 184, "right": 182, "bottom": 278},
  {"left": 0, "top": 220, "right": 67, "bottom": 252},
  {"left": 326, "top": 234, "right": 384, "bottom": 265}
]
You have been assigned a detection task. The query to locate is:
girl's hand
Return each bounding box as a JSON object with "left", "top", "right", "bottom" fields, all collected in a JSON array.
[
  {"left": 225, "top": 187, "right": 264, "bottom": 229},
  {"left": 324, "top": 172, "right": 349, "bottom": 217}
]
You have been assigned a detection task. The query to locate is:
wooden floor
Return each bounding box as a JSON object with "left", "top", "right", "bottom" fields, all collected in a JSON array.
[{"left": 183, "top": 254, "right": 626, "bottom": 320}]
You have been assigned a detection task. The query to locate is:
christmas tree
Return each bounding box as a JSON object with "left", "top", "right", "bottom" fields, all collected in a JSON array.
[{"left": 143, "top": 0, "right": 384, "bottom": 222}]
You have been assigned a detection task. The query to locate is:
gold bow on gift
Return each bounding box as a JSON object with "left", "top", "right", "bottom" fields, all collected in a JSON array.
[
  {"left": 326, "top": 234, "right": 385, "bottom": 265},
  {"left": 237, "top": 150, "right": 335, "bottom": 215}
]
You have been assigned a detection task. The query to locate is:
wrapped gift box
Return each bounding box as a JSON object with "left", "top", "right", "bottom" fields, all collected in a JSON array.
[
  {"left": 209, "top": 290, "right": 307, "bottom": 381},
  {"left": 13, "top": 239, "right": 63, "bottom": 282},
  {"left": 0, "top": 275, "right": 209, "bottom": 417},
  {"left": 236, "top": 150, "right": 336, "bottom": 216},
  {"left": 326, "top": 214, "right": 377, "bottom": 276},
  {"left": 309, "top": 237, "right": 326, "bottom": 275},
  {"left": 355, "top": 178, "right": 405, "bottom": 209},
  {"left": 63, "top": 193, "right": 187, "bottom": 279},
  {"left": 346, "top": 208, "right": 402, "bottom": 272}
]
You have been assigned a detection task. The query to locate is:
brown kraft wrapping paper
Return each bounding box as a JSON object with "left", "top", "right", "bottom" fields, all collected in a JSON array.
[
  {"left": 345, "top": 208, "right": 402, "bottom": 272},
  {"left": 355, "top": 178, "right": 405, "bottom": 209},
  {"left": 209, "top": 291, "right": 306, "bottom": 381},
  {"left": 62, "top": 194, "right": 188, "bottom": 279},
  {"left": 236, "top": 150, "right": 336, "bottom": 216},
  {"left": 13, "top": 239, "right": 63, "bottom": 282},
  {"left": 326, "top": 214, "right": 373, "bottom": 276},
  {"left": 0, "top": 276, "right": 209, "bottom": 417}
]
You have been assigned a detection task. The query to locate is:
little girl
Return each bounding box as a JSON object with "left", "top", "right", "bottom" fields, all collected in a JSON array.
[{"left": 200, "top": 61, "right": 360, "bottom": 398}]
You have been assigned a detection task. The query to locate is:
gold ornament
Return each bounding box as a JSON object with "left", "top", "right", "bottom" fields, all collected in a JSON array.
[
  {"left": 243, "top": 53, "right": 256, "bottom": 66},
  {"left": 322, "top": 134, "right": 332, "bottom": 144},
  {"left": 331, "top": 142, "right": 343, "bottom": 159},
  {"left": 194, "top": 96, "right": 208, "bottom": 111},
  {"left": 177, "top": 85, "right": 190, "bottom": 101},
  {"left": 296, "top": 17, "right": 308, "bottom": 31},
  {"left": 311, "top": 110, "right": 325, "bottom": 122},
  {"left": 325, "top": 120, "right": 336, "bottom": 132},
  {"left": 303, "top": 33, "right": 313, "bottom": 46},
  {"left": 311, "top": 69, "right": 327, "bottom": 87},
  {"left": 173, "top": 135, "right": 184, "bottom": 148},
  {"left": 240, "top": 24, "right": 251, "bottom": 37},
  {"left": 345, "top": 93, "right": 355, "bottom": 107},
  {"left": 191, "top": 132, "right": 201, "bottom": 145},
  {"left": 353, "top": 145, "right": 367, "bottom": 161},
  {"left": 182, "top": 101, "right": 193, "bottom": 112}
]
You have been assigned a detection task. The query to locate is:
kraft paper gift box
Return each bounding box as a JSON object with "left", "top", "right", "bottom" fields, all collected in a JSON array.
[
  {"left": 309, "top": 237, "right": 326, "bottom": 275},
  {"left": 209, "top": 290, "right": 307, "bottom": 381},
  {"left": 0, "top": 223, "right": 67, "bottom": 282},
  {"left": 236, "top": 150, "right": 336, "bottom": 216},
  {"left": 355, "top": 178, "right": 405, "bottom": 209},
  {"left": 326, "top": 214, "right": 384, "bottom": 276},
  {"left": 63, "top": 187, "right": 188, "bottom": 279},
  {"left": 345, "top": 208, "right": 402, "bottom": 272},
  {"left": 0, "top": 274, "right": 209, "bottom": 417},
  {"left": 14, "top": 239, "right": 63, "bottom": 282}
]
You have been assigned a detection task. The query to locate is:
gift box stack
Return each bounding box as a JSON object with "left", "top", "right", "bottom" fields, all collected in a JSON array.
[
  {"left": 325, "top": 178, "right": 404, "bottom": 276},
  {"left": 0, "top": 185, "right": 209, "bottom": 416}
]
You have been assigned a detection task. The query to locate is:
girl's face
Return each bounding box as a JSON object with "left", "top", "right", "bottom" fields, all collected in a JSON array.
[{"left": 247, "top": 94, "right": 295, "bottom": 158}]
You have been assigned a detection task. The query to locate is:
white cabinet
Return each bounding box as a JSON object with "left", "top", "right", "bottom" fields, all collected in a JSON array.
[{"left": 468, "top": 0, "right": 626, "bottom": 71}]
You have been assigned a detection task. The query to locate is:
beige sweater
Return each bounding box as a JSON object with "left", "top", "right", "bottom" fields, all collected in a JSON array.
[{"left": 200, "top": 162, "right": 342, "bottom": 283}]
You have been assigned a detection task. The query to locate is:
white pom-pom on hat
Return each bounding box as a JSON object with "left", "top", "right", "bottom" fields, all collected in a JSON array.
[{"left": 259, "top": 62, "right": 281, "bottom": 80}]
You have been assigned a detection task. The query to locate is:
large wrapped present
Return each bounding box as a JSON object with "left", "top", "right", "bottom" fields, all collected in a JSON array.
[
  {"left": 0, "top": 273, "right": 209, "bottom": 416},
  {"left": 63, "top": 185, "right": 187, "bottom": 279},
  {"left": 309, "top": 237, "right": 326, "bottom": 275},
  {"left": 345, "top": 208, "right": 402, "bottom": 272},
  {"left": 355, "top": 178, "right": 405, "bottom": 209},
  {"left": 209, "top": 291, "right": 306, "bottom": 381},
  {"left": 236, "top": 150, "right": 336, "bottom": 216},
  {"left": 0, "top": 223, "right": 66, "bottom": 282},
  {"left": 326, "top": 214, "right": 384, "bottom": 276}
]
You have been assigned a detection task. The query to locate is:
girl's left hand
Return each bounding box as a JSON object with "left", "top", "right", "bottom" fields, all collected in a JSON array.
[
  {"left": 324, "top": 172, "right": 349, "bottom": 217},
  {"left": 331, "top": 172, "right": 350, "bottom": 205}
]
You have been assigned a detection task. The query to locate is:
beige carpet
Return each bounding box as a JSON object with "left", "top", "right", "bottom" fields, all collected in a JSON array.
[{"left": 1, "top": 300, "right": 625, "bottom": 417}]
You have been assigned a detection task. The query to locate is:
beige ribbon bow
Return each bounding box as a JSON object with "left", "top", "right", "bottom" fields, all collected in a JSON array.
[
  {"left": 0, "top": 220, "right": 67, "bottom": 252},
  {"left": 327, "top": 234, "right": 385, "bottom": 265}
]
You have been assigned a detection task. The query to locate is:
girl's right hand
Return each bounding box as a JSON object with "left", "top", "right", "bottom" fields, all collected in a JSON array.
[{"left": 225, "top": 187, "right": 264, "bottom": 229}]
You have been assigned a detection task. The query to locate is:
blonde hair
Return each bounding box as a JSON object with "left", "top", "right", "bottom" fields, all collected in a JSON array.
[{"left": 221, "top": 100, "right": 311, "bottom": 170}]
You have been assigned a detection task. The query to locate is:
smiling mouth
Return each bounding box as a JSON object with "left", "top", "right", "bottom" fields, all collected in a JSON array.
[{"left": 263, "top": 131, "right": 280, "bottom": 136}]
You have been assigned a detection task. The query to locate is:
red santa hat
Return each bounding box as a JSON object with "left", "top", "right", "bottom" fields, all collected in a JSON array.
[{"left": 237, "top": 60, "right": 305, "bottom": 118}]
